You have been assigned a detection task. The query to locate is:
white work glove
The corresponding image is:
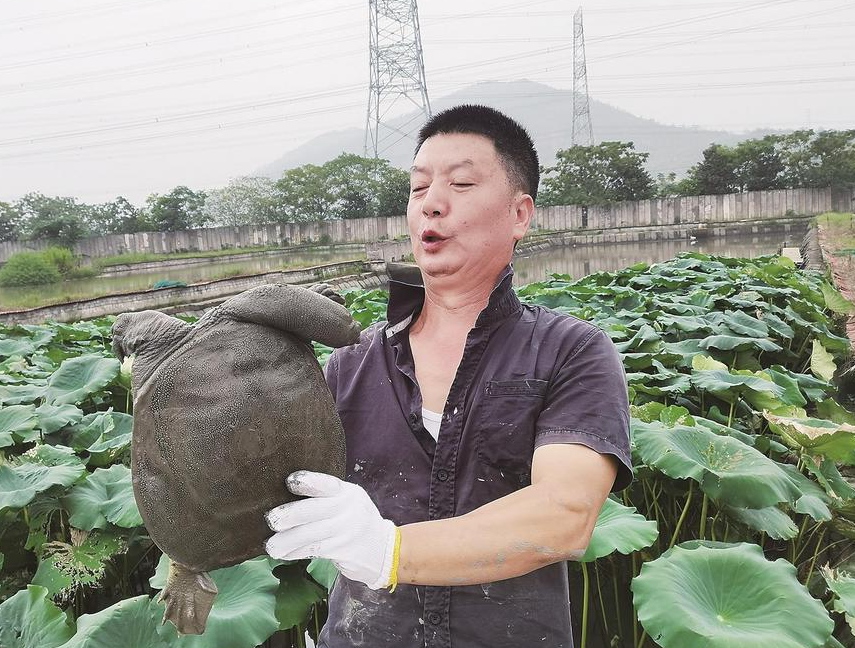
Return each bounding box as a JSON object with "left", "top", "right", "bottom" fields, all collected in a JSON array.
[{"left": 264, "top": 471, "right": 400, "bottom": 590}]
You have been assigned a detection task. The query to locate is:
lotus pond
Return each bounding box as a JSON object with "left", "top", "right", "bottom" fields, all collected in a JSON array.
[{"left": 1, "top": 252, "right": 854, "bottom": 648}]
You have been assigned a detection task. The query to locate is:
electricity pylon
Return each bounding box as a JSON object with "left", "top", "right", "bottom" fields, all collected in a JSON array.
[
  {"left": 571, "top": 6, "right": 594, "bottom": 146},
  {"left": 364, "top": 0, "right": 431, "bottom": 159}
]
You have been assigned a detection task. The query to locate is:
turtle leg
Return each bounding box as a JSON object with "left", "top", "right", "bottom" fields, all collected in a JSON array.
[
  {"left": 157, "top": 559, "right": 218, "bottom": 635},
  {"left": 219, "top": 283, "right": 361, "bottom": 348}
]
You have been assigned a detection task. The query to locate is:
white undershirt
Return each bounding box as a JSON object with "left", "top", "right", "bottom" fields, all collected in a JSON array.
[{"left": 421, "top": 407, "right": 442, "bottom": 441}]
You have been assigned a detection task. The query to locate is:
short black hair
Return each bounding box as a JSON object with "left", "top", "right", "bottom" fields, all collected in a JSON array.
[{"left": 414, "top": 104, "right": 540, "bottom": 202}]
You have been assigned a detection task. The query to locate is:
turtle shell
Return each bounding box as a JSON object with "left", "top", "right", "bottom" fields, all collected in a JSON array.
[{"left": 130, "top": 319, "right": 345, "bottom": 572}]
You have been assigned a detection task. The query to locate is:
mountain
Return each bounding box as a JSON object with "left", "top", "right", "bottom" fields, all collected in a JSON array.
[{"left": 256, "top": 79, "right": 773, "bottom": 178}]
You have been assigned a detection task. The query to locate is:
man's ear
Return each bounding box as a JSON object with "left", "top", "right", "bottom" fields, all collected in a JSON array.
[{"left": 512, "top": 193, "right": 535, "bottom": 243}]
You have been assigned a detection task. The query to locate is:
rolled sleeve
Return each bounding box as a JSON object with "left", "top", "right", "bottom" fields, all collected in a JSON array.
[{"left": 534, "top": 328, "right": 633, "bottom": 492}]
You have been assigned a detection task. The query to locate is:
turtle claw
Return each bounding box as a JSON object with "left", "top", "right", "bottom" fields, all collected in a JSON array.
[
  {"left": 158, "top": 561, "right": 218, "bottom": 635},
  {"left": 307, "top": 283, "right": 346, "bottom": 305}
]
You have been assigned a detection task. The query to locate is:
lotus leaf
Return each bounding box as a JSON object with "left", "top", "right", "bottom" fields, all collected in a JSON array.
[
  {"left": 44, "top": 355, "right": 121, "bottom": 405},
  {"left": 63, "top": 464, "right": 142, "bottom": 531},
  {"left": 20, "top": 443, "right": 83, "bottom": 468},
  {"left": 614, "top": 325, "right": 661, "bottom": 353},
  {"left": 307, "top": 558, "right": 339, "bottom": 590},
  {"left": 817, "top": 329, "right": 853, "bottom": 354},
  {"left": 658, "top": 405, "right": 694, "bottom": 427},
  {"left": 821, "top": 281, "right": 855, "bottom": 314},
  {"left": 699, "top": 334, "right": 781, "bottom": 353},
  {"left": 764, "top": 413, "right": 855, "bottom": 464},
  {"left": 0, "top": 405, "right": 37, "bottom": 448},
  {"left": 0, "top": 453, "right": 85, "bottom": 512},
  {"left": 0, "top": 585, "right": 75, "bottom": 648},
  {"left": 802, "top": 455, "right": 855, "bottom": 501},
  {"left": 770, "top": 365, "right": 833, "bottom": 403},
  {"left": 632, "top": 542, "right": 833, "bottom": 648},
  {"left": 35, "top": 403, "right": 84, "bottom": 435},
  {"left": 821, "top": 566, "right": 855, "bottom": 632},
  {"left": 690, "top": 369, "right": 783, "bottom": 405},
  {"left": 633, "top": 377, "right": 693, "bottom": 396},
  {"left": 778, "top": 463, "right": 832, "bottom": 522},
  {"left": 762, "top": 368, "right": 807, "bottom": 407},
  {"left": 0, "top": 338, "right": 36, "bottom": 358},
  {"left": 722, "top": 505, "right": 798, "bottom": 540},
  {"left": 630, "top": 402, "right": 666, "bottom": 423},
  {"left": 662, "top": 339, "right": 706, "bottom": 366},
  {"left": 658, "top": 313, "right": 711, "bottom": 333},
  {"left": 274, "top": 562, "right": 325, "bottom": 630},
  {"left": 0, "top": 383, "right": 47, "bottom": 406},
  {"left": 85, "top": 412, "right": 133, "bottom": 466},
  {"left": 718, "top": 310, "right": 770, "bottom": 338},
  {"left": 693, "top": 416, "right": 763, "bottom": 449},
  {"left": 632, "top": 420, "right": 801, "bottom": 508},
  {"left": 57, "top": 595, "right": 173, "bottom": 648},
  {"left": 817, "top": 398, "right": 855, "bottom": 425},
  {"left": 150, "top": 555, "right": 280, "bottom": 648},
  {"left": 32, "top": 532, "right": 125, "bottom": 599},
  {"left": 760, "top": 312, "right": 795, "bottom": 340},
  {"left": 65, "top": 412, "right": 113, "bottom": 452},
  {"left": 811, "top": 340, "right": 837, "bottom": 381},
  {"left": 580, "top": 497, "right": 658, "bottom": 562}
]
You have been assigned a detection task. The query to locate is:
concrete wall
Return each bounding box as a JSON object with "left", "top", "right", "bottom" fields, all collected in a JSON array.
[
  {"left": 2, "top": 186, "right": 851, "bottom": 264},
  {"left": 0, "top": 260, "right": 385, "bottom": 326}
]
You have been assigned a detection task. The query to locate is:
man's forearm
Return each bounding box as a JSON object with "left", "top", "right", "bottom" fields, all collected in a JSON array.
[{"left": 396, "top": 480, "right": 597, "bottom": 586}]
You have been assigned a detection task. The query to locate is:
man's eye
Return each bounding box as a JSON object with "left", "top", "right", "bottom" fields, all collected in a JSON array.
[
  {"left": 411, "top": 186, "right": 427, "bottom": 193},
  {"left": 452, "top": 182, "right": 474, "bottom": 188}
]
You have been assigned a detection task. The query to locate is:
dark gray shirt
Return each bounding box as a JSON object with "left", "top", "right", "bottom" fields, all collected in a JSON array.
[{"left": 319, "top": 264, "right": 632, "bottom": 648}]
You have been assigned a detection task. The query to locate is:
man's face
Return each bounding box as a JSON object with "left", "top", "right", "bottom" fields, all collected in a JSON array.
[{"left": 407, "top": 132, "right": 532, "bottom": 282}]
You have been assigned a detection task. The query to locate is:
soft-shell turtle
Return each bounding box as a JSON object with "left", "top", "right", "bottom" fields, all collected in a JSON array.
[{"left": 111, "top": 283, "right": 360, "bottom": 635}]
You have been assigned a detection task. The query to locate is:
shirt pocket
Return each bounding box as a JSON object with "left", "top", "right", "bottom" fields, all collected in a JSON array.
[{"left": 475, "top": 379, "right": 548, "bottom": 476}]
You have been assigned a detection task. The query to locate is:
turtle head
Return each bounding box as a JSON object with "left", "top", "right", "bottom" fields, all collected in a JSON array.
[{"left": 111, "top": 311, "right": 191, "bottom": 378}]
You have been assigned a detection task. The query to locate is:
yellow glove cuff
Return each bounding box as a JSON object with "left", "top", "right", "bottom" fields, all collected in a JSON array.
[{"left": 387, "top": 526, "right": 402, "bottom": 593}]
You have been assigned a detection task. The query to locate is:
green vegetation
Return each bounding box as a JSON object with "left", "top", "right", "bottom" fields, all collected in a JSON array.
[
  {"left": 0, "top": 153, "right": 410, "bottom": 248},
  {"left": 539, "top": 141, "right": 655, "bottom": 206},
  {"left": 3, "top": 131, "right": 852, "bottom": 252},
  {"left": 0, "top": 248, "right": 98, "bottom": 287},
  {"left": 1, "top": 256, "right": 854, "bottom": 647},
  {"left": 273, "top": 153, "right": 409, "bottom": 222},
  {"left": 95, "top": 244, "right": 289, "bottom": 268},
  {"left": 0, "top": 251, "right": 61, "bottom": 287},
  {"left": 671, "top": 129, "right": 855, "bottom": 196}
]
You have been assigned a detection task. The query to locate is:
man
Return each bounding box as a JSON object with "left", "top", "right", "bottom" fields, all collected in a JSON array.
[{"left": 265, "top": 104, "right": 632, "bottom": 647}]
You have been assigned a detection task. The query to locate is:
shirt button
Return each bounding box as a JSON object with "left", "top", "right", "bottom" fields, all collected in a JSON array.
[
  {"left": 427, "top": 612, "right": 442, "bottom": 625},
  {"left": 437, "top": 469, "right": 449, "bottom": 482}
]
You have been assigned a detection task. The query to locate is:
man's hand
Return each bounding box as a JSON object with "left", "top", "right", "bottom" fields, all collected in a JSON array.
[{"left": 264, "top": 471, "right": 399, "bottom": 590}]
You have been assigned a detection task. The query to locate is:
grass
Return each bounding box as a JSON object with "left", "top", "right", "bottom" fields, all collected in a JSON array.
[
  {"left": 815, "top": 212, "right": 855, "bottom": 249},
  {"left": 94, "top": 245, "right": 290, "bottom": 267}
]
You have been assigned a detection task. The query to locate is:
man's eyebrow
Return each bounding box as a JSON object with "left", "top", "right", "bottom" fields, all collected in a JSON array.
[{"left": 409, "top": 159, "right": 475, "bottom": 173}]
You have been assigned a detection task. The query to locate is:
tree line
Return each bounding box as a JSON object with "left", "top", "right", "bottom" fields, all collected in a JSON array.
[
  {"left": 0, "top": 153, "right": 409, "bottom": 248},
  {"left": 539, "top": 129, "right": 855, "bottom": 207},
  {"left": 2, "top": 130, "right": 853, "bottom": 248}
]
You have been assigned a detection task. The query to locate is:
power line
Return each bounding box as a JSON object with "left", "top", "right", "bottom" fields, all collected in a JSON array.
[{"left": 0, "top": 3, "right": 361, "bottom": 71}]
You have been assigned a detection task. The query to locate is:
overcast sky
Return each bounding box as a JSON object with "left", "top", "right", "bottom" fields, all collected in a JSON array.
[{"left": 1, "top": 0, "right": 852, "bottom": 205}]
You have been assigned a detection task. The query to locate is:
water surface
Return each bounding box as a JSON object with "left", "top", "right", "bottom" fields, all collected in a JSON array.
[{"left": 0, "top": 230, "right": 805, "bottom": 311}]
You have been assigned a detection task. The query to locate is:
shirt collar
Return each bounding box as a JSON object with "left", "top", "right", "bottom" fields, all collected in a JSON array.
[{"left": 385, "top": 263, "right": 521, "bottom": 338}]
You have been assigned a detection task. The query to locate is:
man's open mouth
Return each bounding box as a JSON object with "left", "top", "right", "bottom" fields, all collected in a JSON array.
[{"left": 421, "top": 231, "right": 446, "bottom": 243}]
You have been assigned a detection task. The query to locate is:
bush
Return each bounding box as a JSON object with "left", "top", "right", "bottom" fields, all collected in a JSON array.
[
  {"left": 41, "top": 246, "right": 76, "bottom": 277},
  {"left": 0, "top": 251, "right": 62, "bottom": 286}
]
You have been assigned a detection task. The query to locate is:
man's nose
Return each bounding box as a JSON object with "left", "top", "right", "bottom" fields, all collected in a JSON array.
[{"left": 421, "top": 183, "right": 447, "bottom": 217}]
